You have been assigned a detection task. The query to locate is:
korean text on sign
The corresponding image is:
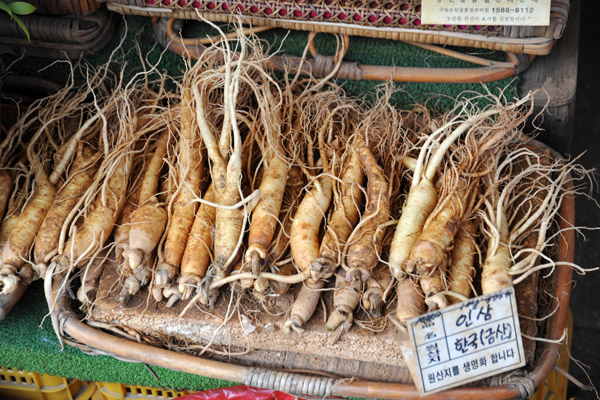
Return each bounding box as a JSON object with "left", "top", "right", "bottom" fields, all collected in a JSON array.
[
  {"left": 407, "top": 287, "right": 525, "bottom": 395},
  {"left": 421, "top": 0, "right": 551, "bottom": 26}
]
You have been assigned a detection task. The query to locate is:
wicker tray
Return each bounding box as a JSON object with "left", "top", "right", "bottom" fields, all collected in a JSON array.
[
  {"left": 46, "top": 137, "right": 576, "bottom": 400},
  {"left": 103, "top": 0, "right": 569, "bottom": 55},
  {"left": 0, "top": 7, "right": 117, "bottom": 59}
]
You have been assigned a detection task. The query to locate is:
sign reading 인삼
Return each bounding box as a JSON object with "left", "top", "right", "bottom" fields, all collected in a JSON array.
[
  {"left": 421, "top": 0, "right": 551, "bottom": 26},
  {"left": 406, "top": 287, "right": 525, "bottom": 395}
]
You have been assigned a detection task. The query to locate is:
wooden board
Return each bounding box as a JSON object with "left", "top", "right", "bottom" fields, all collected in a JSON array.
[{"left": 89, "top": 262, "right": 413, "bottom": 383}]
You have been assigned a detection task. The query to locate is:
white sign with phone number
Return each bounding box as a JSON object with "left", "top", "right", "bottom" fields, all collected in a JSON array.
[
  {"left": 406, "top": 287, "right": 525, "bottom": 395},
  {"left": 421, "top": 0, "right": 551, "bottom": 26}
]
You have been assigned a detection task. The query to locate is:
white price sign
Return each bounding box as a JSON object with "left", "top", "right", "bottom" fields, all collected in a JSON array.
[
  {"left": 421, "top": 0, "right": 551, "bottom": 26},
  {"left": 406, "top": 287, "right": 525, "bottom": 395}
]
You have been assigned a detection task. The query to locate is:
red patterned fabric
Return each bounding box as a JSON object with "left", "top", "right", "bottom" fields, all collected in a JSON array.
[{"left": 141, "top": 0, "right": 500, "bottom": 34}]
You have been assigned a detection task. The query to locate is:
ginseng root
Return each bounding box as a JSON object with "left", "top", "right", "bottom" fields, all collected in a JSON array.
[
  {"left": 481, "top": 211, "right": 512, "bottom": 294},
  {"left": 34, "top": 144, "right": 100, "bottom": 278},
  {"left": 479, "top": 148, "right": 533, "bottom": 295},
  {"left": 0, "top": 171, "right": 12, "bottom": 221},
  {"left": 310, "top": 149, "right": 363, "bottom": 282},
  {"left": 447, "top": 220, "right": 476, "bottom": 304},
  {"left": 289, "top": 174, "right": 333, "bottom": 284},
  {"left": 362, "top": 263, "right": 393, "bottom": 318},
  {"left": 127, "top": 199, "right": 167, "bottom": 274},
  {"left": 245, "top": 81, "right": 288, "bottom": 279},
  {"left": 113, "top": 150, "right": 155, "bottom": 265},
  {"left": 388, "top": 178, "right": 437, "bottom": 280},
  {"left": 277, "top": 149, "right": 360, "bottom": 325},
  {"left": 77, "top": 249, "right": 109, "bottom": 305},
  {"left": 405, "top": 181, "right": 469, "bottom": 277},
  {"left": 0, "top": 280, "right": 26, "bottom": 320},
  {"left": 156, "top": 88, "right": 202, "bottom": 295},
  {"left": 288, "top": 103, "right": 349, "bottom": 287},
  {"left": 326, "top": 270, "right": 364, "bottom": 342},
  {"left": 178, "top": 185, "right": 216, "bottom": 301},
  {"left": 114, "top": 188, "right": 140, "bottom": 265},
  {"left": 254, "top": 166, "right": 304, "bottom": 295},
  {"left": 54, "top": 153, "right": 131, "bottom": 274},
  {"left": 420, "top": 272, "right": 449, "bottom": 312},
  {"left": 283, "top": 149, "right": 362, "bottom": 331},
  {"left": 395, "top": 277, "right": 425, "bottom": 331},
  {"left": 192, "top": 48, "right": 249, "bottom": 304},
  {"left": 388, "top": 95, "right": 532, "bottom": 280},
  {"left": 1, "top": 166, "right": 56, "bottom": 294},
  {"left": 245, "top": 151, "right": 288, "bottom": 274},
  {"left": 345, "top": 145, "right": 390, "bottom": 282},
  {"left": 283, "top": 281, "right": 324, "bottom": 334},
  {"left": 126, "top": 131, "right": 170, "bottom": 274},
  {"left": 0, "top": 207, "right": 26, "bottom": 319}
]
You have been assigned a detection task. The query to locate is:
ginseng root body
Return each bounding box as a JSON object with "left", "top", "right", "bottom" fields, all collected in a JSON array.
[
  {"left": 1, "top": 168, "right": 56, "bottom": 294},
  {"left": 310, "top": 150, "right": 363, "bottom": 282},
  {"left": 290, "top": 175, "right": 333, "bottom": 283},
  {"left": 284, "top": 281, "right": 324, "bottom": 334},
  {"left": 447, "top": 220, "right": 476, "bottom": 303},
  {"left": 405, "top": 187, "right": 467, "bottom": 276},
  {"left": 345, "top": 145, "right": 390, "bottom": 282},
  {"left": 395, "top": 278, "right": 425, "bottom": 331},
  {"left": 34, "top": 145, "right": 99, "bottom": 278},
  {"left": 178, "top": 185, "right": 216, "bottom": 300},
  {"left": 326, "top": 271, "right": 364, "bottom": 340},
  {"left": 363, "top": 263, "right": 393, "bottom": 318}
]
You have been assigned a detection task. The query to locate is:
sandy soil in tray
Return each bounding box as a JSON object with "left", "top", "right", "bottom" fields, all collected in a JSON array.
[{"left": 89, "top": 261, "right": 413, "bottom": 382}]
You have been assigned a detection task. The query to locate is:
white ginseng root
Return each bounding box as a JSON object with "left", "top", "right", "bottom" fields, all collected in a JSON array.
[
  {"left": 447, "top": 220, "right": 477, "bottom": 304},
  {"left": 1, "top": 164, "right": 56, "bottom": 294},
  {"left": 326, "top": 270, "right": 364, "bottom": 342},
  {"left": 388, "top": 95, "right": 532, "bottom": 280},
  {"left": 121, "top": 132, "right": 170, "bottom": 304},
  {"left": 310, "top": 149, "right": 364, "bottom": 282},
  {"left": 155, "top": 88, "right": 202, "bottom": 300},
  {"left": 178, "top": 185, "right": 216, "bottom": 301}
]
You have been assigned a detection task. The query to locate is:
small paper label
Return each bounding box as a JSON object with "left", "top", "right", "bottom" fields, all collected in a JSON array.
[
  {"left": 421, "top": 0, "right": 551, "bottom": 26},
  {"left": 407, "top": 287, "right": 525, "bottom": 395}
]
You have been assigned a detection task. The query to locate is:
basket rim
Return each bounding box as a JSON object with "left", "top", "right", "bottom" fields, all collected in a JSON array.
[
  {"left": 48, "top": 136, "right": 575, "bottom": 400},
  {"left": 107, "top": 3, "right": 559, "bottom": 55},
  {"left": 107, "top": 2, "right": 560, "bottom": 43}
]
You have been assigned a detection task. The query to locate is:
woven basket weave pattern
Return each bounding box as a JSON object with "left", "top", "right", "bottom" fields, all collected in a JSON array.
[
  {"left": 127, "top": 0, "right": 507, "bottom": 34},
  {"left": 0, "top": 8, "right": 117, "bottom": 59},
  {"left": 106, "top": 0, "right": 568, "bottom": 54},
  {"left": 112, "top": 0, "right": 567, "bottom": 38}
]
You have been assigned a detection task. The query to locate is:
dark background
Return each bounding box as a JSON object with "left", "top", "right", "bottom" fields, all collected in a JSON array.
[{"left": 565, "top": 0, "right": 600, "bottom": 398}]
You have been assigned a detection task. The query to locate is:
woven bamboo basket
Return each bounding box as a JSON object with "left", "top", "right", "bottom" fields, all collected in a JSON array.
[
  {"left": 28, "top": 0, "right": 102, "bottom": 16},
  {"left": 0, "top": 7, "right": 117, "bottom": 59},
  {"left": 102, "top": 0, "right": 569, "bottom": 55},
  {"left": 46, "top": 137, "right": 576, "bottom": 400}
]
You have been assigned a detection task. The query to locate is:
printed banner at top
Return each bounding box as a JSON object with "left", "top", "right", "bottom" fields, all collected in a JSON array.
[{"left": 421, "top": 0, "right": 551, "bottom": 26}]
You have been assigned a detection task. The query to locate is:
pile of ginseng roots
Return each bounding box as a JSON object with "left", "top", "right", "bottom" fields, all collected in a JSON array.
[{"left": 0, "top": 28, "right": 594, "bottom": 359}]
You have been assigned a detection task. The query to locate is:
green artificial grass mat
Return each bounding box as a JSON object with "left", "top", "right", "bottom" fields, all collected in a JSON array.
[{"left": 0, "top": 279, "right": 235, "bottom": 391}]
